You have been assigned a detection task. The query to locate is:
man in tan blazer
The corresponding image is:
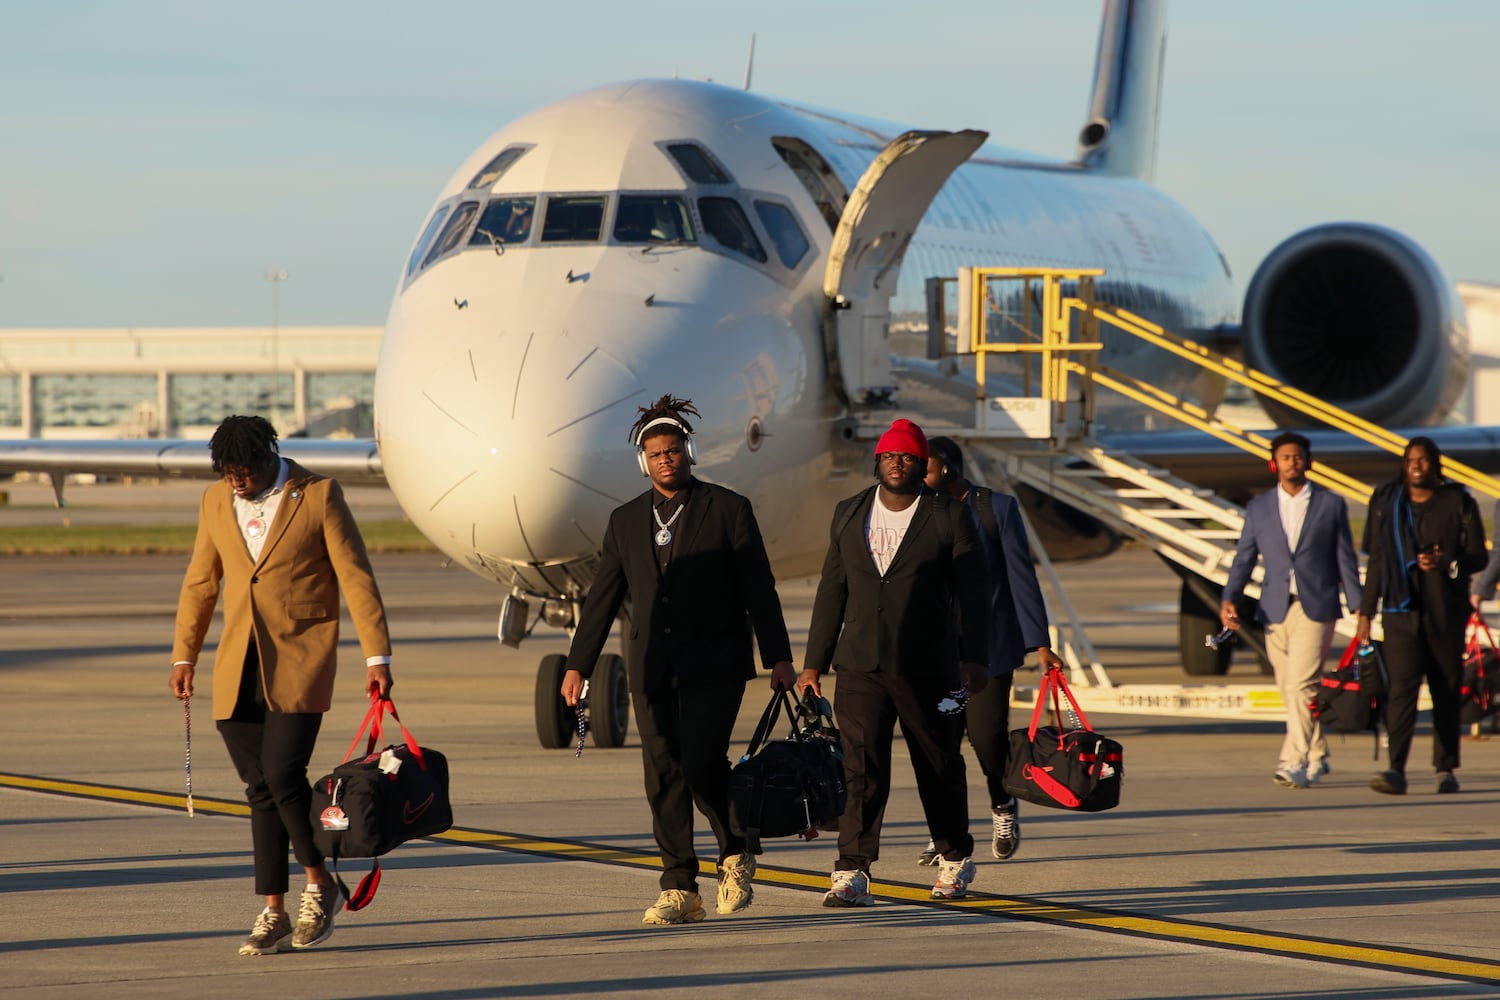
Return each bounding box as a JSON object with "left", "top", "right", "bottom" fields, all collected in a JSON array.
[{"left": 168, "top": 415, "right": 393, "bottom": 956}]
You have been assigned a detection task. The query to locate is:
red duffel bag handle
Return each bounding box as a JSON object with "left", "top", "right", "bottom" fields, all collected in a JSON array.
[
  {"left": 1026, "top": 665, "right": 1093, "bottom": 743},
  {"left": 1466, "top": 613, "right": 1498, "bottom": 660},
  {"left": 339, "top": 690, "right": 429, "bottom": 771}
]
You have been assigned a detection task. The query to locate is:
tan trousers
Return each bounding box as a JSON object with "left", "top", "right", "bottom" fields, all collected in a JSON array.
[{"left": 1265, "top": 599, "right": 1336, "bottom": 770}]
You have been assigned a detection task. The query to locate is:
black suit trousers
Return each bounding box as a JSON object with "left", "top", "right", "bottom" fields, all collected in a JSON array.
[
  {"left": 964, "top": 672, "right": 1015, "bottom": 810},
  {"left": 217, "top": 644, "right": 324, "bottom": 895},
  {"left": 834, "top": 668, "right": 972, "bottom": 872},
  {"left": 634, "top": 672, "right": 746, "bottom": 892},
  {"left": 1380, "top": 613, "right": 1464, "bottom": 774}
]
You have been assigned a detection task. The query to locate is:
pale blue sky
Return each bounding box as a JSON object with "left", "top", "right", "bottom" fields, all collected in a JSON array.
[{"left": 1, "top": 1, "right": 1495, "bottom": 327}]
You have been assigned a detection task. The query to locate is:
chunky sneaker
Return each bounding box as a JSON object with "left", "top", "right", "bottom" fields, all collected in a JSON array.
[
  {"left": 1307, "top": 759, "right": 1332, "bottom": 785},
  {"left": 992, "top": 798, "right": 1021, "bottom": 860},
  {"left": 290, "top": 883, "right": 337, "bottom": 949},
  {"left": 1274, "top": 766, "right": 1309, "bottom": 789},
  {"left": 716, "top": 852, "right": 756, "bottom": 914},
  {"left": 643, "top": 889, "right": 706, "bottom": 925},
  {"left": 823, "top": 869, "right": 874, "bottom": 908},
  {"left": 931, "top": 856, "right": 977, "bottom": 900},
  {"left": 238, "top": 907, "right": 291, "bottom": 956},
  {"left": 1370, "top": 770, "right": 1407, "bottom": 796},
  {"left": 916, "top": 840, "right": 941, "bottom": 866},
  {"left": 1436, "top": 771, "right": 1460, "bottom": 794}
]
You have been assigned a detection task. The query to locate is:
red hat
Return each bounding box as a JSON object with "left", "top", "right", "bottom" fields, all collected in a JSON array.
[{"left": 875, "top": 418, "right": 928, "bottom": 461}]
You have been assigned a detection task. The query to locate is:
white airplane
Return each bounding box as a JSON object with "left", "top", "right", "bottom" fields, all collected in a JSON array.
[{"left": 3, "top": 0, "right": 1495, "bottom": 741}]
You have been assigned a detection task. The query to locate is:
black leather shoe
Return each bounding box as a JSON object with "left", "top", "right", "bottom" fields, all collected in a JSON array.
[
  {"left": 1370, "top": 770, "right": 1407, "bottom": 795},
  {"left": 1436, "top": 771, "right": 1459, "bottom": 794}
]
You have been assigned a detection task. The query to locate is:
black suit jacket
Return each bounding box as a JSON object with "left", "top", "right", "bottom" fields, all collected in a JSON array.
[
  {"left": 804, "top": 484, "right": 989, "bottom": 683},
  {"left": 566, "top": 480, "right": 793, "bottom": 695}
]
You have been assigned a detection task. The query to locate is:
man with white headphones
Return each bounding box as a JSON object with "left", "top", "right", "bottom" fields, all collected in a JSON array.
[{"left": 562, "top": 394, "right": 796, "bottom": 925}]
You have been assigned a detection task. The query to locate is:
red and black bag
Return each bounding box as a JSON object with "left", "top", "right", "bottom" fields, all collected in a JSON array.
[
  {"left": 1460, "top": 614, "right": 1500, "bottom": 727},
  {"left": 1312, "top": 638, "right": 1385, "bottom": 734},
  {"left": 1003, "top": 666, "right": 1123, "bottom": 812},
  {"left": 309, "top": 693, "right": 453, "bottom": 910}
]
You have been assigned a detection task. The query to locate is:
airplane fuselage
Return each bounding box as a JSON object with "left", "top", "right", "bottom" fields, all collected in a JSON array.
[{"left": 375, "top": 79, "right": 1237, "bottom": 600}]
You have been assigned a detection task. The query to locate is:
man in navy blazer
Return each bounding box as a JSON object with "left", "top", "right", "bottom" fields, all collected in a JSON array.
[
  {"left": 919, "top": 436, "right": 1061, "bottom": 863},
  {"left": 1221, "top": 431, "right": 1362, "bottom": 789}
]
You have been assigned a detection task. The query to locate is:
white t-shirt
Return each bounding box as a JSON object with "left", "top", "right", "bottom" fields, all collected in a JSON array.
[{"left": 867, "top": 491, "right": 920, "bottom": 576}]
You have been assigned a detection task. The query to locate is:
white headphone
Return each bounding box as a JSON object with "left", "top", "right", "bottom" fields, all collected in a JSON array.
[{"left": 635, "top": 416, "right": 697, "bottom": 477}]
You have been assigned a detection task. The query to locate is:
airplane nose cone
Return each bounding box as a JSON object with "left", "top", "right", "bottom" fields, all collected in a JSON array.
[{"left": 379, "top": 325, "right": 644, "bottom": 573}]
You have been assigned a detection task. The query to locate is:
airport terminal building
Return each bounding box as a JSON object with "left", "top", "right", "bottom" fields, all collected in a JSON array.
[
  {"left": 1, "top": 292, "right": 1494, "bottom": 441},
  {"left": 0, "top": 326, "right": 380, "bottom": 440}
]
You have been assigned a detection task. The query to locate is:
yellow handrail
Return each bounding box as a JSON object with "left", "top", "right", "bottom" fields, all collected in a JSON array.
[{"left": 962, "top": 267, "right": 1500, "bottom": 505}]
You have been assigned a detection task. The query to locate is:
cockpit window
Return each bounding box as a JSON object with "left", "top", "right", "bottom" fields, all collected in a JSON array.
[
  {"left": 753, "top": 200, "right": 809, "bottom": 268},
  {"left": 472, "top": 197, "right": 535, "bottom": 247},
  {"left": 467, "top": 146, "right": 531, "bottom": 190},
  {"left": 406, "top": 205, "right": 452, "bottom": 276},
  {"left": 422, "top": 200, "right": 479, "bottom": 267},
  {"left": 666, "top": 143, "right": 731, "bottom": 185},
  {"left": 698, "top": 197, "right": 766, "bottom": 263},
  {"left": 613, "top": 196, "right": 695, "bottom": 244},
  {"left": 541, "top": 196, "right": 607, "bottom": 242}
]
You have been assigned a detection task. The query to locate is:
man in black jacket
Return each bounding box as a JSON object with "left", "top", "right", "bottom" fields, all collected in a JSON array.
[
  {"left": 798, "top": 418, "right": 990, "bottom": 906},
  {"left": 563, "top": 396, "right": 796, "bottom": 924},
  {"left": 1358, "top": 437, "right": 1488, "bottom": 795}
]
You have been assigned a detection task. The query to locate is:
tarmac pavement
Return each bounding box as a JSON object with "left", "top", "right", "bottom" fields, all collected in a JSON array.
[{"left": 3, "top": 483, "right": 1500, "bottom": 997}]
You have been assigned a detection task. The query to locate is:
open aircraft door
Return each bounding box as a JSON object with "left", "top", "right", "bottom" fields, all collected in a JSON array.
[{"left": 823, "top": 128, "right": 987, "bottom": 407}]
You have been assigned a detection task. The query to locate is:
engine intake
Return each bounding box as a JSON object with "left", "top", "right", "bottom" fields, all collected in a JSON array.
[{"left": 1241, "top": 223, "right": 1467, "bottom": 428}]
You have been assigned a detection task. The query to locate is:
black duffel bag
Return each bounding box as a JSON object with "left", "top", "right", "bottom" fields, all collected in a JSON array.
[
  {"left": 309, "top": 693, "right": 453, "bottom": 909},
  {"left": 729, "top": 688, "right": 846, "bottom": 854},
  {"left": 1313, "top": 638, "right": 1386, "bottom": 734},
  {"left": 1004, "top": 665, "right": 1123, "bottom": 812}
]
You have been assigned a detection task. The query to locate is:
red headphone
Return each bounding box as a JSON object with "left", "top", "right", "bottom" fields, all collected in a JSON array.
[{"left": 1268, "top": 456, "right": 1314, "bottom": 473}]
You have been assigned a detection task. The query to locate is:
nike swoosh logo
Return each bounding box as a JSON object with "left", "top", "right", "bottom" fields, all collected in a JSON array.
[{"left": 402, "top": 793, "right": 435, "bottom": 825}]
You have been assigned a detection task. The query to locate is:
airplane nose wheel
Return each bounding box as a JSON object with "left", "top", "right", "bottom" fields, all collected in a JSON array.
[
  {"left": 589, "top": 654, "right": 629, "bottom": 748},
  {"left": 533, "top": 652, "right": 630, "bottom": 748}
]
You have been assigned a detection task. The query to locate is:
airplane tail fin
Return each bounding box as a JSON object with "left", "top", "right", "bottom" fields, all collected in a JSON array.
[{"left": 1075, "top": 0, "right": 1168, "bottom": 181}]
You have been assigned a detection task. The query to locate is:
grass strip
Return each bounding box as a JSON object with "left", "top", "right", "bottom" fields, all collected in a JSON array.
[{"left": 0, "top": 519, "right": 436, "bottom": 556}]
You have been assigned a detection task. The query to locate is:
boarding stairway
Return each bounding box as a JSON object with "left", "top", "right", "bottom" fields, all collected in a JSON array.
[{"left": 873, "top": 268, "right": 1500, "bottom": 713}]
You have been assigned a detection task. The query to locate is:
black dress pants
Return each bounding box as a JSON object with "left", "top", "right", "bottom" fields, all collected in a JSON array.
[
  {"left": 216, "top": 644, "right": 324, "bottom": 896},
  {"left": 833, "top": 667, "right": 972, "bottom": 873},
  {"left": 633, "top": 673, "right": 746, "bottom": 893},
  {"left": 964, "top": 671, "right": 1015, "bottom": 809},
  {"left": 1380, "top": 612, "right": 1463, "bottom": 774}
]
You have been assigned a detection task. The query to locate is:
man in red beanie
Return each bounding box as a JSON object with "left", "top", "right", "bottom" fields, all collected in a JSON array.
[{"left": 798, "top": 417, "right": 991, "bottom": 906}]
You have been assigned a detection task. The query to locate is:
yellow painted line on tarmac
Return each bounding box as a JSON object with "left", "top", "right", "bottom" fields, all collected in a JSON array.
[
  {"left": 0, "top": 772, "right": 248, "bottom": 817},
  {"left": 5, "top": 770, "right": 1499, "bottom": 986}
]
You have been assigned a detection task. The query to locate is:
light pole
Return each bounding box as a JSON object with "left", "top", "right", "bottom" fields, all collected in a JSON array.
[{"left": 264, "top": 268, "right": 288, "bottom": 426}]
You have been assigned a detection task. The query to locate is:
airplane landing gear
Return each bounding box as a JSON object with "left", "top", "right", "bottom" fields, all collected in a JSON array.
[{"left": 533, "top": 652, "right": 630, "bottom": 748}]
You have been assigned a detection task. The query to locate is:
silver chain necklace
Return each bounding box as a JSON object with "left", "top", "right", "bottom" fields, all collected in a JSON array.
[{"left": 653, "top": 502, "right": 684, "bottom": 546}]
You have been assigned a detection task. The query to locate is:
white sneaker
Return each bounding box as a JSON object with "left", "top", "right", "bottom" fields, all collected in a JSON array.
[
  {"left": 716, "top": 852, "right": 755, "bottom": 914},
  {"left": 823, "top": 869, "right": 874, "bottom": 908},
  {"left": 643, "top": 889, "right": 706, "bottom": 925},
  {"left": 1273, "top": 766, "right": 1309, "bottom": 789},
  {"left": 931, "top": 856, "right": 977, "bottom": 899},
  {"left": 1307, "top": 759, "right": 1331, "bottom": 785}
]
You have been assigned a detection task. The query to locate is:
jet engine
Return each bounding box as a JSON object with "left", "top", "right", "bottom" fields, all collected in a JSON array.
[{"left": 1241, "top": 223, "right": 1468, "bottom": 429}]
